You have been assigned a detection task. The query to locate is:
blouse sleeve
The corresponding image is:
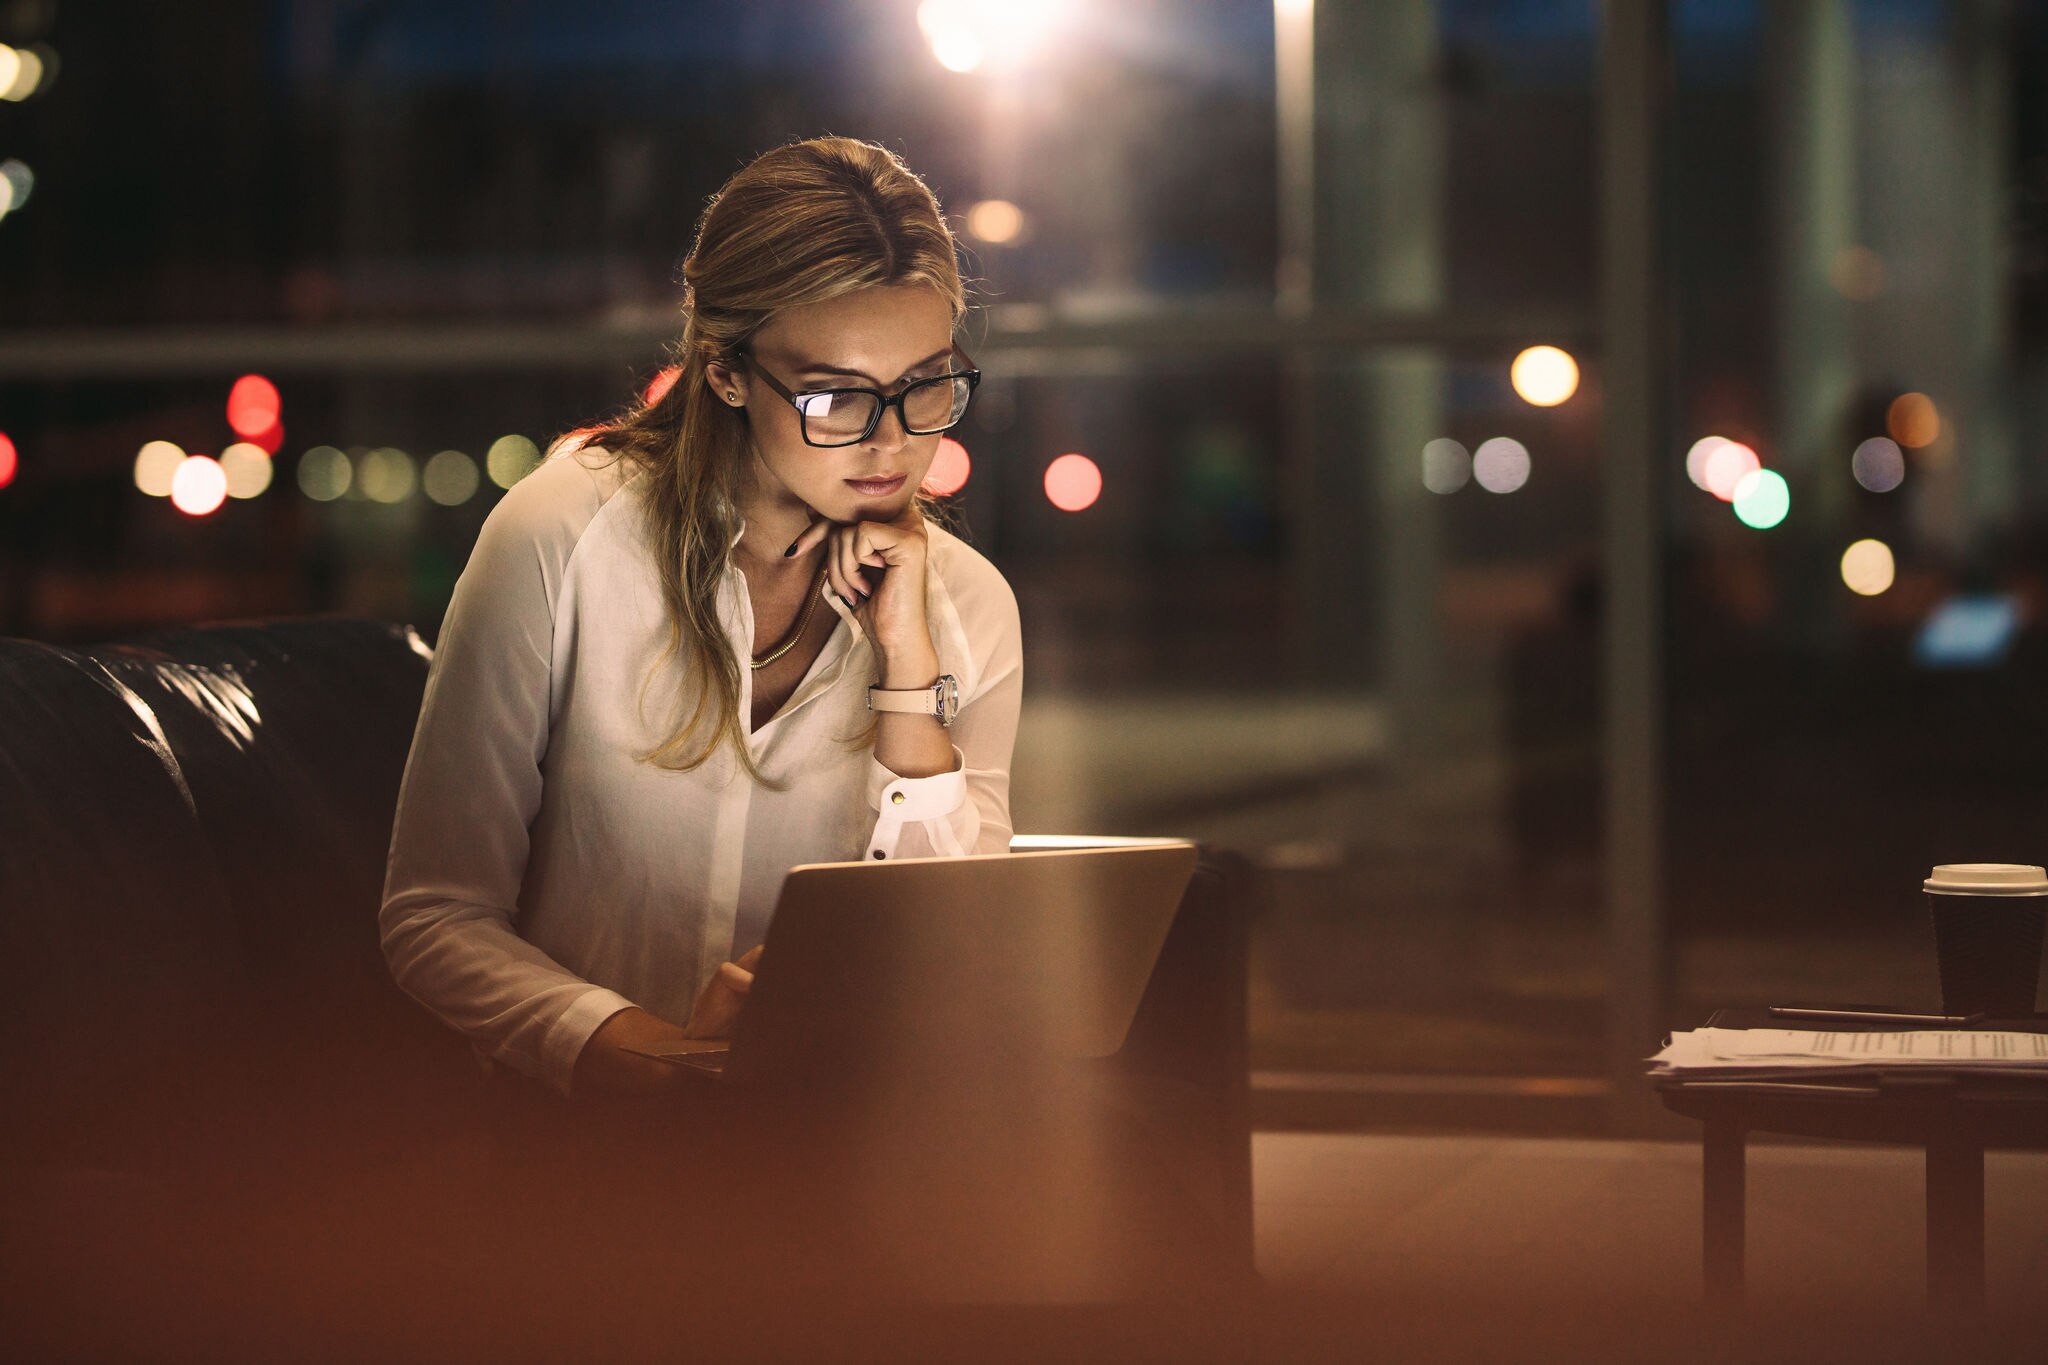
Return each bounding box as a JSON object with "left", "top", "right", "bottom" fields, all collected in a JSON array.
[
  {"left": 378, "top": 460, "right": 634, "bottom": 1095},
  {"left": 860, "top": 559, "right": 1023, "bottom": 861}
]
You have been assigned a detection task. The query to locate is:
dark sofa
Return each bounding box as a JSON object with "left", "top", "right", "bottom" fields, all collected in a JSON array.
[{"left": 0, "top": 616, "right": 1252, "bottom": 1356}]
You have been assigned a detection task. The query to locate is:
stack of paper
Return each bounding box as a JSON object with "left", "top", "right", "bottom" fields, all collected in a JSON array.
[{"left": 1650, "top": 1028, "right": 2048, "bottom": 1084}]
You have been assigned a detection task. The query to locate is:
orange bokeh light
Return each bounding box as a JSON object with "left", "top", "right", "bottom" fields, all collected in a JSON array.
[
  {"left": 1044, "top": 453, "right": 1102, "bottom": 512},
  {"left": 1886, "top": 392, "right": 1939, "bottom": 449},
  {"left": 1703, "top": 441, "right": 1760, "bottom": 502},
  {"left": 644, "top": 366, "right": 681, "bottom": 408},
  {"left": 227, "top": 374, "right": 281, "bottom": 438},
  {"left": 922, "top": 437, "right": 971, "bottom": 497},
  {"left": 170, "top": 455, "right": 228, "bottom": 516},
  {"left": 0, "top": 431, "right": 15, "bottom": 489}
]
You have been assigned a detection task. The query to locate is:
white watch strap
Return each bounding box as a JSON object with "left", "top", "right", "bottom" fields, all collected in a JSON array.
[
  {"left": 867, "top": 687, "right": 939, "bottom": 716},
  {"left": 867, "top": 674, "right": 958, "bottom": 726}
]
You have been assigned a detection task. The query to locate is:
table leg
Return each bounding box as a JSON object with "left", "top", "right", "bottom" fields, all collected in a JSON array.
[
  {"left": 1925, "top": 1134, "right": 1985, "bottom": 1314},
  {"left": 1702, "top": 1115, "right": 1745, "bottom": 1307}
]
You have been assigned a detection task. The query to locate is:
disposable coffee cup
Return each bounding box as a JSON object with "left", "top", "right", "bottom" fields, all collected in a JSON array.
[{"left": 1923, "top": 864, "right": 2048, "bottom": 1017}]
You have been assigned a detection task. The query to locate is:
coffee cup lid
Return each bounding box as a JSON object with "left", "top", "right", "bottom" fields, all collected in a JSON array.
[{"left": 1924, "top": 863, "right": 2048, "bottom": 895}]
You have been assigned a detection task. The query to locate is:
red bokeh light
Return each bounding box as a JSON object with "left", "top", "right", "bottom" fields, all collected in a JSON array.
[
  {"left": 644, "top": 366, "right": 681, "bottom": 408},
  {"left": 0, "top": 432, "right": 16, "bottom": 489},
  {"left": 247, "top": 418, "right": 284, "bottom": 456},
  {"left": 227, "top": 374, "right": 282, "bottom": 439},
  {"left": 1044, "top": 453, "right": 1102, "bottom": 512},
  {"left": 922, "top": 437, "right": 971, "bottom": 497}
]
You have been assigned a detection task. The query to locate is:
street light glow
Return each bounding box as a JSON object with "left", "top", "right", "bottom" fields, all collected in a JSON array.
[{"left": 917, "top": 0, "right": 1072, "bottom": 74}]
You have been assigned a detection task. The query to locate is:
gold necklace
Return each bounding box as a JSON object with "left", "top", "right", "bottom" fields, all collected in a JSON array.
[{"left": 750, "top": 568, "right": 827, "bottom": 670}]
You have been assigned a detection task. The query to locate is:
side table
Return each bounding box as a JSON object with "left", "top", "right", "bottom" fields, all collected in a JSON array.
[{"left": 1657, "top": 1073, "right": 2048, "bottom": 1312}]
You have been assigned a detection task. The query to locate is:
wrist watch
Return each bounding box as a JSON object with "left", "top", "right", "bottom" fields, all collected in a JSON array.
[{"left": 867, "top": 674, "right": 959, "bottom": 728}]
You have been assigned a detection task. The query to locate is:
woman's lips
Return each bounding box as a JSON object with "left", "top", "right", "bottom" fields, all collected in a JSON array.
[{"left": 845, "top": 474, "right": 907, "bottom": 496}]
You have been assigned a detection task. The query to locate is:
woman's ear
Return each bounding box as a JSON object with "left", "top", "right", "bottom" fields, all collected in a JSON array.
[{"left": 704, "top": 360, "right": 747, "bottom": 408}]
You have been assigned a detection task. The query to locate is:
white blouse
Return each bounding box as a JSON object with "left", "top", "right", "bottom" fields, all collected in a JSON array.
[{"left": 378, "top": 446, "right": 1023, "bottom": 1094}]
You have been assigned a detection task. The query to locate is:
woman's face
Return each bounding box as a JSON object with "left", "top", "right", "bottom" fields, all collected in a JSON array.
[{"left": 714, "top": 282, "right": 957, "bottom": 528}]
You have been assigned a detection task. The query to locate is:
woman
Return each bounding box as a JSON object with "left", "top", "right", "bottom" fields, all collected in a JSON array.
[{"left": 378, "top": 136, "right": 1022, "bottom": 1102}]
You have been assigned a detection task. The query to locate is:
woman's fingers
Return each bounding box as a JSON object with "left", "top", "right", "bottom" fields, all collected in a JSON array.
[
  {"left": 834, "top": 525, "right": 870, "bottom": 601},
  {"left": 717, "top": 961, "right": 753, "bottom": 994},
  {"left": 784, "top": 514, "right": 832, "bottom": 561}
]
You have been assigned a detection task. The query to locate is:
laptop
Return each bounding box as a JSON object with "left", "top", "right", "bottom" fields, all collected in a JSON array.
[{"left": 626, "top": 837, "right": 1198, "bottom": 1085}]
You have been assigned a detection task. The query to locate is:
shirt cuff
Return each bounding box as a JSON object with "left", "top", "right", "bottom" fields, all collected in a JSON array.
[
  {"left": 864, "top": 748, "right": 968, "bottom": 861},
  {"left": 866, "top": 746, "right": 968, "bottom": 817},
  {"left": 542, "top": 984, "right": 637, "bottom": 1096}
]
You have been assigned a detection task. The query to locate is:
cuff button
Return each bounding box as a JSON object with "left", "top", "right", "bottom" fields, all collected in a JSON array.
[{"left": 872, "top": 849, "right": 887, "bottom": 859}]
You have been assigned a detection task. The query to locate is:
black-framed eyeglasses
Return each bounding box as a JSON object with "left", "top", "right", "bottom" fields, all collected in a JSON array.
[{"left": 742, "top": 346, "right": 981, "bottom": 448}]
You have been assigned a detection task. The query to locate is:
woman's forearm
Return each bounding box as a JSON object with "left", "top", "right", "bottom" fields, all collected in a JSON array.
[{"left": 872, "top": 641, "right": 954, "bottom": 779}]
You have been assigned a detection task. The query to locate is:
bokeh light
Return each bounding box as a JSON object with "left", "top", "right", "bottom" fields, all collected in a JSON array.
[
  {"left": 643, "top": 367, "right": 680, "bottom": 408},
  {"left": 0, "top": 159, "right": 31, "bottom": 219},
  {"left": 918, "top": 1, "right": 985, "bottom": 71},
  {"left": 1703, "top": 441, "right": 1760, "bottom": 501},
  {"left": 1732, "top": 468, "right": 1790, "bottom": 529},
  {"left": 0, "top": 44, "right": 43, "bottom": 102},
  {"left": 1421, "top": 437, "right": 1471, "bottom": 494},
  {"left": 1887, "top": 392, "right": 1940, "bottom": 449},
  {"left": 1829, "top": 245, "right": 1885, "bottom": 301},
  {"left": 358, "top": 447, "right": 417, "bottom": 503},
  {"left": 297, "top": 445, "right": 351, "bottom": 501},
  {"left": 1841, "top": 539, "right": 1896, "bottom": 596},
  {"left": 965, "top": 200, "right": 1025, "bottom": 244},
  {"left": 1509, "top": 346, "right": 1579, "bottom": 407},
  {"left": 170, "top": 456, "right": 228, "bottom": 517},
  {"left": 0, "top": 432, "right": 15, "bottom": 489},
  {"left": 1472, "top": 437, "right": 1531, "bottom": 494},
  {"left": 247, "top": 419, "right": 284, "bottom": 456},
  {"left": 917, "top": 0, "right": 1071, "bottom": 74},
  {"left": 134, "top": 440, "right": 185, "bottom": 496},
  {"left": 1044, "top": 453, "right": 1102, "bottom": 512},
  {"left": 423, "top": 449, "right": 481, "bottom": 506},
  {"left": 922, "top": 437, "right": 971, "bottom": 497},
  {"left": 219, "top": 442, "right": 272, "bottom": 499},
  {"left": 1851, "top": 436, "right": 1906, "bottom": 493},
  {"left": 487, "top": 434, "right": 542, "bottom": 489},
  {"left": 227, "top": 374, "right": 281, "bottom": 438},
  {"left": 1684, "top": 436, "right": 1729, "bottom": 490}
]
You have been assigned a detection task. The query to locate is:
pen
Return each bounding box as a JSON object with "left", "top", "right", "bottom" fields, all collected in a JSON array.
[{"left": 1766, "top": 1006, "right": 1985, "bottom": 1027}]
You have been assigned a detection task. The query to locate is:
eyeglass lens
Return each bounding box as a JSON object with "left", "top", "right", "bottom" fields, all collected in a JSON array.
[{"left": 796, "top": 375, "right": 973, "bottom": 445}]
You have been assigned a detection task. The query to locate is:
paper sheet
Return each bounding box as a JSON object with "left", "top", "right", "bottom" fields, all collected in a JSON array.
[{"left": 1649, "top": 1026, "right": 2048, "bottom": 1074}]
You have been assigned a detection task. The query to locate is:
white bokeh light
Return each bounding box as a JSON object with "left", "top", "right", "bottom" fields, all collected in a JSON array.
[
  {"left": 486, "top": 434, "right": 541, "bottom": 489},
  {"left": 422, "top": 449, "right": 481, "bottom": 506},
  {"left": 170, "top": 455, "right": 228, "bottom": 516},
  {"left": 297, "top": 446, "right": 352, "bottom": 501},
  {"left": 1421, "top": 438, "right": 1471, "bottom": 494},
  {"left": 219, "top": 441, "right": 273, "bottom": 499},
  {"left": 1841, "top": 539, "right": 1896, "bottom": 596},
  {"left": 1472, "top": 437, "right": 1531, "bottom": 494},
  {"left": 1509, "top": 346, "right": 1579, "bottom": 407},
  {"left": 134, "top": 440, "right": 185, "bottom": 497}
]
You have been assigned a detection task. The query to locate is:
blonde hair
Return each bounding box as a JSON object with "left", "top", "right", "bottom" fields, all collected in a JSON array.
[{"left": 565, "top": 136, "right": 967, "bottom": 783}]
